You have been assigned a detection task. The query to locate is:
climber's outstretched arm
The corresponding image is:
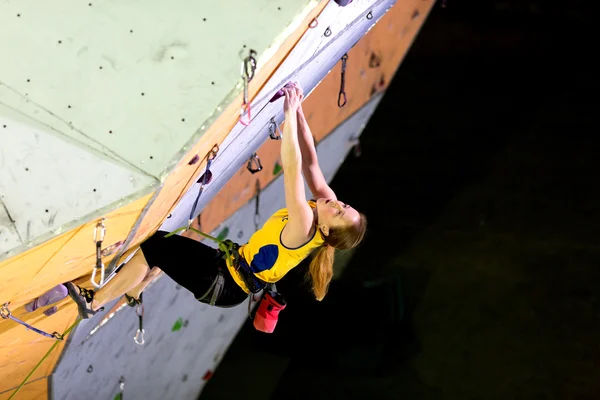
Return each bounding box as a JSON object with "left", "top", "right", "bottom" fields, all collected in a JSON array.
[
  {"left": 296, "top": 102, "right": 337, "bottom": 201},
  {"left": 281, "top": 86, "right": 314, "bottom": 240}
]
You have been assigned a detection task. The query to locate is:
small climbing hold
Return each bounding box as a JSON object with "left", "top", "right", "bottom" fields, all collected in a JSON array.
[
  {"left": 273, "top": 161, "right": 282, "bottom": 176},
  {"left": 196, "top": 170, "right": 213, "bottom": 184},
  {"left": 188, "top": 154, "right": 200, "bottom": 165},
  {"left": 334, "top": 0, "right": 354, "bottom": 5},
  {"left": 172, "top": 317, "right": 184, "bottom": 332},
  {"left": 202, "top": 370, "right": 214, "bottom": 381},
  {"left": 87, "top": 365, "right": 93, "bottom": 373},
  {"left": 369, "top": 52, "right": 381, "bottom": 68},
  {"left": 216, "top": 227, "right": 229, "bottom": 242}
]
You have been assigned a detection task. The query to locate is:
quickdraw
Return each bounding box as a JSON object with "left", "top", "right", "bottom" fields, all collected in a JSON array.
[
  {"left": 338, "top": 53, "right": 348, "bottom": 108},
  {"left": 240, "top": 49, "right": 257, "bottom": 126},
  {"left": 246, "top": 153, "right": 263, "bottom": 174},
  {"left": 91, "top": 218, "right": 106, "bottom": 288},
  {"left": 268, "top": 117, "right": 283, "bottom": 140},
  {"left": 1, "top": 303, "right": 63, "bottom": 340},
  {"left": 188, "top": 144, "right": 219, "bottom": 229},
  {"left": 134, "top": 293, "right": 145, "bottom": 345},
  {"left": 115, "top": 376, "right": 125, "bottom": 400}
]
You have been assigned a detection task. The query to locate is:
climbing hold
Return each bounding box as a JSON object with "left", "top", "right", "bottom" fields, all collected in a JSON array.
[
  {"left": 269, "top": 81, "right": 294, "bottom": 102},
  {"left": 273, "top": 161, "right": 282, "bottom": 176},
  {"left": 334, "top": 0, "right": 354, "bottom": 5},
  {"left": 24, "top": 284, "right": 68, "bottom": 315},
  {"left": 87, "top": 365, "right": 93, "bottom": 373},
  {"left": 216, "top": 227, "right": 229, "bottom": 241},
  {"left": 196, "top": 170, "right": 213, "bottom": 184},
  {"left": 171, "top": 317, "right": 184, "bottom": 332},
  {"left": 202, "top": 370, "right": 214, "bottom": 381},
  {"left": 369, "top": 52, "right": 381, "bottom": 68},
  {"left": 188, "top": 154, "right": 200, "bottom": 165}
]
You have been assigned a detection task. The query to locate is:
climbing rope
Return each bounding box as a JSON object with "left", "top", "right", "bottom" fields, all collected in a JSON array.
[
  {"left": 91, "top": 218, "right": 107, "bottom": 288},
  {"left": 240, "top": 49, "right": 257, "bottom": 126},
  {"left": 338, "top": 53, "right": 348, "bottom": 108},
  {"left": 187, "top": 145, "right": 219, "bottom": 229},
  {"left": 8, "top": 317, "right": 81, "bottom": 400},
  {"left": 0, "top": 303, "right": 64, "bottom": 340}
]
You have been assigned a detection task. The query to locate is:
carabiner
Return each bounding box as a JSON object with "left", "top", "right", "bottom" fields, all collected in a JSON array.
[{"left": 247, "top": 153, "right": 263, "bottom": 174}]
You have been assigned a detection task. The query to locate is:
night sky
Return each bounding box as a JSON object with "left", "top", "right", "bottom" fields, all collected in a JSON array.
[{"left": 201, "top": 2, "right": 599, "bottom": 399}]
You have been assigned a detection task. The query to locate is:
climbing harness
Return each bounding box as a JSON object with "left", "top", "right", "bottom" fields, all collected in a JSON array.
[
  {"left": 91, "top": 218, "right": 106, "bottom": 288},
  {"left": 254, "top": 180, "right": 261, "bottom": 232},
  {"left": 338, "top": 53, "right": 348, "bottom": 108},
  {"left": 268, "top": 117, "right": 283, "bottom": 140},
  {"left": 188, "top": 145, "right": 219, "bottom": 229},
  {"left": 7, "top": 317, "right": 81, "bottom": 400},
  {"left": 240, "top": 49, "right": 257, "bottom": 126},
  {"left": 246, "top": 153, "right": 263, "bottom": 174},
  {"left": 1, "top": 303, "right": 64, "bottom": 340},
  {"left": 134, "top": 293, "right": 145, "bottom": 345},
  {"left": 165, "top": 227, "right": 268, "bottom": 304}
]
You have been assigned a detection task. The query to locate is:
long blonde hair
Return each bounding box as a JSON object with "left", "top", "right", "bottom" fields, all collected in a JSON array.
[{"left": 308, "top": 213, "right": 367, "bottom": 300}]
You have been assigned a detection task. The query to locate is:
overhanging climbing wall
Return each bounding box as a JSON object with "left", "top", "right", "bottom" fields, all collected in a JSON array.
[
  {"left": 51, "top": 92, "right": 385, "bottom": 400},
  {"left": 0, "top": 0, "right": 436, "bottom": 396}
]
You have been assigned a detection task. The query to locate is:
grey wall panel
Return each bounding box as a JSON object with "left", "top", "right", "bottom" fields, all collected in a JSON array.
[{"left": 52, "top": 86, "right": 384, "bottom": 400}]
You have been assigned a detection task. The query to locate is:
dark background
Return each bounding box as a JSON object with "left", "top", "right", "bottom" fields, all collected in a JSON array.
[{"left": 201, "top": 1, "right": 599, "bottom": 399}]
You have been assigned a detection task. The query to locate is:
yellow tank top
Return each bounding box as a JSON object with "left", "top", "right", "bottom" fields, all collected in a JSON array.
[{"left": 227, "top": 200, "right": 324, "bottom": 293}]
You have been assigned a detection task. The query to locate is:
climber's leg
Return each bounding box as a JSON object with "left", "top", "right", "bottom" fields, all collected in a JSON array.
[
  {"left": 91, "top": 250, "right": 150, "bottom": 311},
  {"left": 66, "top": 249, "right": 150, "bottom": 318},
  {"left": 125, "top": 266, "right": 163, "bottom": 304}
]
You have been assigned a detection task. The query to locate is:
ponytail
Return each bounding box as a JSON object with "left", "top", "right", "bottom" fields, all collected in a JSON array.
[
  {"left": 307, "top": 212, "right": 367, "bottom": 301},
  {"left": 308, "top": 244, "right": 335, "bottom": 301}
]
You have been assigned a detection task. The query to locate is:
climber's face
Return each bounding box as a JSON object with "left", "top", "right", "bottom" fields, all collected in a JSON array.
[{"left": 315, "top": 198, "right": 359, "bottom": 236}]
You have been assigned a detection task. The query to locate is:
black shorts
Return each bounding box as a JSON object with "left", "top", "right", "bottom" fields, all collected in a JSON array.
[{"left": 139, "top": 231, "right": 248, "bottom": 307}]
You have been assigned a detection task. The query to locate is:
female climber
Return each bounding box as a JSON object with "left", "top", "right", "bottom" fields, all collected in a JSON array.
[{"left": 66, "top": 82, "right": 367, "bottom": 318}]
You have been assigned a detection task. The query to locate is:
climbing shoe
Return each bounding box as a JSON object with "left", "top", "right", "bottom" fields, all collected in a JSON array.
[{"left": 65, "top": 282, "right": 103, "bottom": 319}]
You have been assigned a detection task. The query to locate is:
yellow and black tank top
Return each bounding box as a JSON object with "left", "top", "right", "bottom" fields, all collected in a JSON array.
[{"left": 227, "top": 200, "right": 324, "bottom": 293}]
